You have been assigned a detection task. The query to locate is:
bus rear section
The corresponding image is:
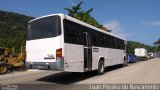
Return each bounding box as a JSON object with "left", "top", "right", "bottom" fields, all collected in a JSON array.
[{"left": 25, "top": 15, "right": 64, "bottom": 70}]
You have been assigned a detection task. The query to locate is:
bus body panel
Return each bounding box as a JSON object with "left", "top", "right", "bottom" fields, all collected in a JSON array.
[
  {"left": 64, "top": 43, "right": 84, "bottom": 72},
  {"left": 118, "top": 50, "right": 125, "bottom": 64},
  {"left": 92, "top": 46, "right": 106, "bottom": 70},
  {"left": 105, "top": 48, "right": 117, "bottom": 66},
  {"left": 26, "top": 36, "right": 64, "bottom": 70},
  {"left": 26, "top": 36, "right": 62, "bottom": 62}
]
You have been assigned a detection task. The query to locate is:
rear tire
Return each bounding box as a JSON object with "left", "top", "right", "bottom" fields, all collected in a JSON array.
[
  {"left": 123, "top": 57, "right": 128, "bottom": 66},
  {"left": 97, "top": 60, "right": 104, "bottom": 75},
  {"left": 0, "top": 65, "right": 8, "bottom": 74}
]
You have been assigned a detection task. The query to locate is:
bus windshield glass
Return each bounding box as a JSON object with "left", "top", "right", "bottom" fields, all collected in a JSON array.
[{"left": 27, "top": 15, "right": 61, "bottom": 40}]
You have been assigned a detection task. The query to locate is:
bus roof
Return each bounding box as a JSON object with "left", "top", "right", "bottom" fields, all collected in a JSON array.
[
  {"left": 29, "top": 13, "right": 126, "bottom": 41},
  {"left": 28, "top": 13, "right": 63, "bottom": 23}
]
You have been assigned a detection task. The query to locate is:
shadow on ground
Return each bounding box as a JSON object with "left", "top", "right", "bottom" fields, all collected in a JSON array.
[{"left": 37, "top": 64, "right": 125, "bottom": 84}]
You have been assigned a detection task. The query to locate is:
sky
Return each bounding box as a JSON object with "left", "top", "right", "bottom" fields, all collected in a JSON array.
[{"left": 0, "top": 0, "right": 160, "bottom": 46}]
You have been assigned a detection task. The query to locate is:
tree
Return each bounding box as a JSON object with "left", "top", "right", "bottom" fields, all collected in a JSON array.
[
  {"left": 154, "top": 38, "right": 160, "bottom": 46},
  {"left": 154, "top": 38, "right": 160, "bottom": 52},
  {"left": 64, "top": 1, "right": 110, "bottom": 32}
]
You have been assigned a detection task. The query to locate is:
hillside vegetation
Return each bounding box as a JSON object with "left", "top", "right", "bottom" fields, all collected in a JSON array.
[
  {"left": 0, "top": 10, "right": 33, "bottom": 52},
  {"left": 127, "top": 41, "right": 157, "bottom": 54}
]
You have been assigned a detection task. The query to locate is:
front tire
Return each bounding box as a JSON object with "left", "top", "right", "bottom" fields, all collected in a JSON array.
[{"left": 97, "top": 60, "right": 104, "bottom": 75}]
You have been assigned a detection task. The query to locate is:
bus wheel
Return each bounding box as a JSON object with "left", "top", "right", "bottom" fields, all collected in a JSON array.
[
  {"left": 97, "top": 60, "right": 104, "bottom": 75},
  {"left": 123, "top": 57, "right": 128, "bottom": 66},
  {"left": 0, "top": 65, "right": 8, "bottom": 74}
]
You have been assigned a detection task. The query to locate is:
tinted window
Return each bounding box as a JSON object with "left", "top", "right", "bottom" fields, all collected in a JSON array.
[
  {"left": 64, "top": 20, "right": 82, "bottom": 44},
  {"left": 64, "top": 19, "right": 125, "bottom": 49},
  {"left": 94, "top": 32, "right": 105, "bottom": 47},
  {"left": 27, "top": 16, "right": 61, "bottom": 40},
  {"left": 117, "top": 39, "right": 125, "bottom": 50}
]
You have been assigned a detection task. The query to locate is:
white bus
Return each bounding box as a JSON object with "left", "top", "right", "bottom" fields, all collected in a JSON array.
[{"left": 26, "top": 13, "right": 127, "bottom": 74}]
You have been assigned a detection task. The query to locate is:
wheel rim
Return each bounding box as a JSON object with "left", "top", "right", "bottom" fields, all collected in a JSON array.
[{"left": 0, "top": 66, "right": 7, "bottom": 73}]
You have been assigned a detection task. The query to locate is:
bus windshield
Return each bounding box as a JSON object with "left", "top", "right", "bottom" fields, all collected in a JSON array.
[{"left": 27, "top": 15, "right": 61, "bottom": 40}]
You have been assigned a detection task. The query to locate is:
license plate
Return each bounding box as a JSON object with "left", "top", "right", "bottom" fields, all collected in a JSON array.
[{"left": 33, "top": 65, "right": 48, "bottom": 69}]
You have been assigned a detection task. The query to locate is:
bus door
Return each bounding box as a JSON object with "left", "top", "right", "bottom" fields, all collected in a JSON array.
[{"left": 83, "top": 32, "right": 92, "bottom": 71}]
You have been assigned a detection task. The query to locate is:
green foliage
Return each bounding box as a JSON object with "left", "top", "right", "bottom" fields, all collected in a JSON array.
[
  {"left": 153, "top": 38, "right": 160, "bottom": 51},
  {"left": 64, "top": 1, "right": 83, "bottom": 17},
  {"left": 0, "top": 10, "right": 34, "bottom": 52},
  {"left": 127, "top": 41, "right": 158, "bottom": 54},
  {"left": 154, "top": 38, "right": 160, "bottom": 46},
  {"left": 64, "top": 1, "right": 109, "bottom": 31}
]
